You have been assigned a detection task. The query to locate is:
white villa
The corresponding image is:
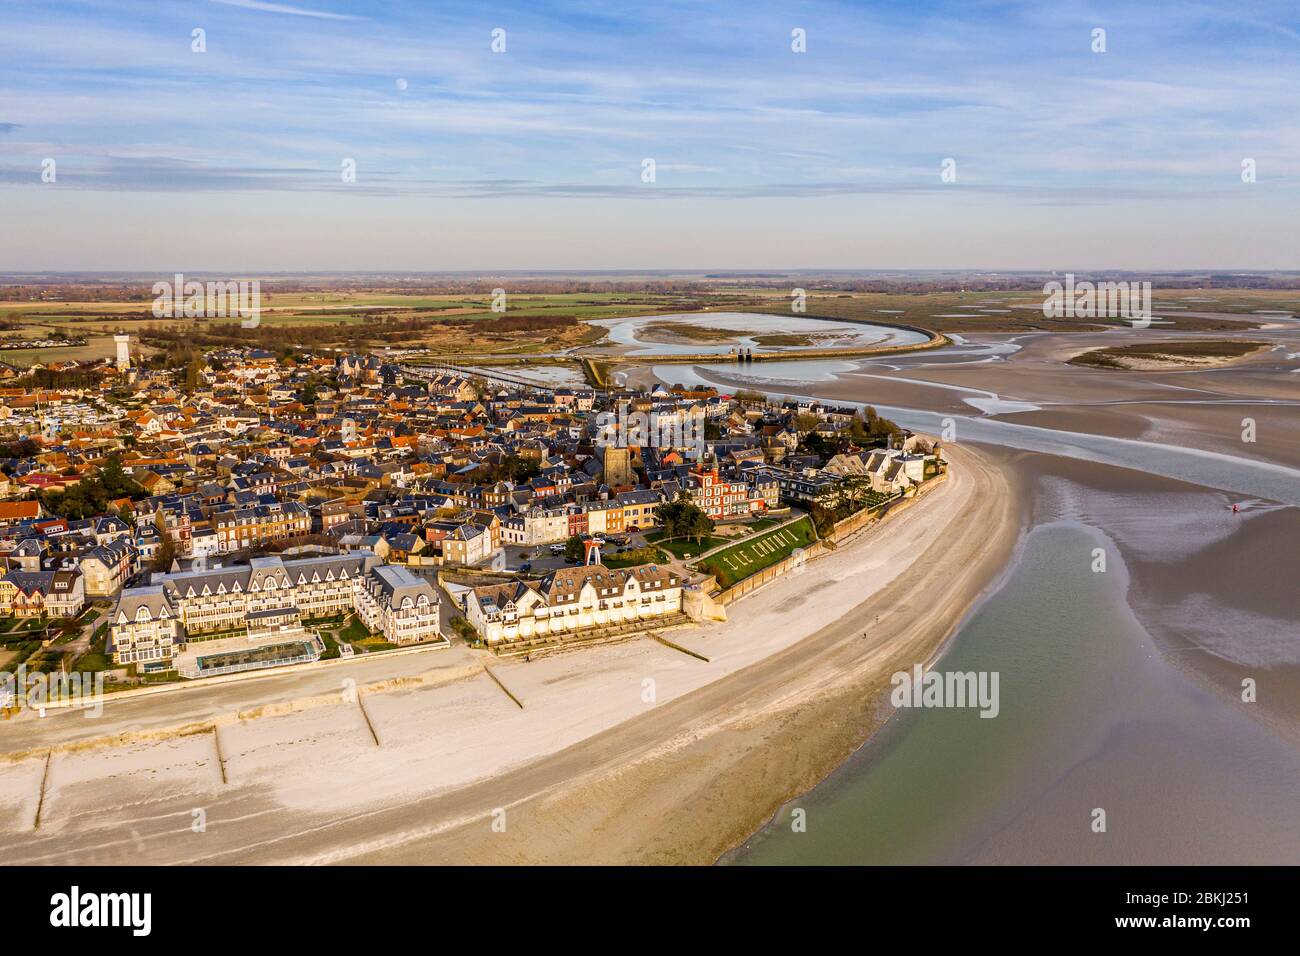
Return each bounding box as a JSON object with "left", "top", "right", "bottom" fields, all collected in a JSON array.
[
  {"left": 465, "top": 562, "right": 683, "bottom": 645},
  {"left": 823, "top": 447, "right": 933, "bottom": 493}
]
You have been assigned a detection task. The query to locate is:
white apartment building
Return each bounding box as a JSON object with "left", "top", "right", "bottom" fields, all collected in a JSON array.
[
  {"left": 109, "top": 585, "right": 181, "bottom": 665},
  {"left": 502, "top": 507, "right": 572, "bottom": 547},
  {"left": 109, "top": 550, "right": 443, "bottom": 667},
  {"left": 354, "top": 565, "right": 441, "bottom": 644},
  {"left": 465, "top": 562, "right": 682, "bottom": 645}
]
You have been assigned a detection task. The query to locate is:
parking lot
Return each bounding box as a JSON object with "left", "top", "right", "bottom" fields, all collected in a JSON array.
[{"left": 502, "top": 532, "right": 651, "bottom": 574}]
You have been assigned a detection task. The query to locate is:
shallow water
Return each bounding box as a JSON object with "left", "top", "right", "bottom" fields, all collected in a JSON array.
[
  {"left": 593, "top": 312, "right": 929, "bottom": 356},
  {"left": 661, "top": 363, "right": 1300, "bottom": 505},
  {"left": 728, "top": 521, "right": 1300, "bottom": 865}
]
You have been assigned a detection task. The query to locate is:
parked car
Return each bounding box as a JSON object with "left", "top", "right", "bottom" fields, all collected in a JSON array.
[{"left": 519, "top": 562, "right": 532, "bottom": 573}]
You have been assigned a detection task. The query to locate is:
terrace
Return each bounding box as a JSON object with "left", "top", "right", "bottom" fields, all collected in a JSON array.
[{"left": 173, "top": 628, "right": 323, "bottom": 679}]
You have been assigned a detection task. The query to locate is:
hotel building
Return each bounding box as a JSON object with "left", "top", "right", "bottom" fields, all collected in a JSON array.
[
  {"left": 465, "top": 562, "right": 683, "bottom": 645},
  {"left": 109, "top": 550, "right": 441, "bottom": 667}
]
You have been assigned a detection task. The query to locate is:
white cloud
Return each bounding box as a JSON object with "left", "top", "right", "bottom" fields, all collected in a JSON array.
[{"left": 209, "top": 0, "right": 363, "bottom": 21}]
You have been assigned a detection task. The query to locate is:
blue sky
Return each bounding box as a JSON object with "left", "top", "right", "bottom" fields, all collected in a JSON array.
[{"left": 2, "top": 0, "right": 1299, "bottom": 270}]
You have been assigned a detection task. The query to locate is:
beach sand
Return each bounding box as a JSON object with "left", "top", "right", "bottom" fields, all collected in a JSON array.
[
  {"left": 0, "top": 444, "right": 1017, "bottom": 865},
  {"left": 343, "top": 444, "right": 1018, "bottom": 864}
]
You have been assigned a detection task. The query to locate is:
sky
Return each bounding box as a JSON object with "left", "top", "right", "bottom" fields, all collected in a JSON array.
[{"left": 2, "top": 0, "right": 1300, "bottom": 271}]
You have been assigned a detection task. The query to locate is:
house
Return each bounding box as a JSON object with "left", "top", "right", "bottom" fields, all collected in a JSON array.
[
  {"left": 0, "top": 569, "right": 85, "bottom": 618},
  {"left": 683, "top": 461, "right": 763, "bottom": 519},
  {"left": 615, "top": 489, "right": 663, "bottom": 530},
  {"left": 79, "top": 539, "right": 139, "bottom": 597},
  {"left": 212, "top": 501, "right": 311, "bottom": 552},
  {"left": 441, "top": 522, "right": 493, "bottom": 566},
  {"left": 0, "top": 500, "right": 42, "bottom": 523},
  {"left": 757, "top": 464, "right": 839, "bottom": 504},
  {"left": 189, "top": 527, "right": 221, "bottom": 561},
  {"left": 107, "top": 586, "right": 181, "bottom": 666}
]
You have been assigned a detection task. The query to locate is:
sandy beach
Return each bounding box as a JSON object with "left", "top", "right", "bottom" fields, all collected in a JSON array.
[{"left": 0, "top": 443, "right": 1015, "bottom": 865}]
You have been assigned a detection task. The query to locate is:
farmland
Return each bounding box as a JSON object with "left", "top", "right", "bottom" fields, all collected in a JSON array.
[{"left": 2, "top": 281, "right": 1292, "bottom": 368}]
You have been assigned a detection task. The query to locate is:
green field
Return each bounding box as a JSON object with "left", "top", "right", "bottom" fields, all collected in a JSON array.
[
  {"left": 0, "top": 290, "right": 705, "bottom": 331},
  {"left": 695, "top": 516, "right": 818, "bottom": 589}
]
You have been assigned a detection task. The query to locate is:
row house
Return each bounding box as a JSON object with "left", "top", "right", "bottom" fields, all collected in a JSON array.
[
  {"left": 615, "top": 489, "right": 662, "bottom": 529},
  {"left": 465, "top": 563, "right": 682, "bottom": 645},
  {"left": 494, "top": 491, "right": 670, "bottom": 548},
  {"left": 213, "top": 501, "right": 311, "bottom": 552},
  {"left": 154, "top": 506, "right": 193, "bottom": 553},
  {"left": 583, "top": 499, "right": 625, "bottom": 536}
]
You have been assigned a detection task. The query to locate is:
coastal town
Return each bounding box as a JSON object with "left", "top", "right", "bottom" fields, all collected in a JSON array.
[
  {"left": 0, "top": 333, "right": 942, "bottom": 695},
  {"left": 3, "top": 0, "right": 1296, "bottom": 919}
]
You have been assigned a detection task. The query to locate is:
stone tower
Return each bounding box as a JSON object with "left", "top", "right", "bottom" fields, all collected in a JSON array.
[{"left": 602, "top": 446, "right": 633, "bottom": 487}]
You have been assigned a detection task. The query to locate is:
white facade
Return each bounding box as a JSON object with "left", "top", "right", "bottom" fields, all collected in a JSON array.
[
  {"left": 466, "top": 563, "right": 682, "bottom": 645},
  {"left": 110, "top": 551, "right": 443, "bottom": 666}
]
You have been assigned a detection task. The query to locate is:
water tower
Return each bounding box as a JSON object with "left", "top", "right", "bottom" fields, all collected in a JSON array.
[{"left": 114, "top": 333, "right": 131, "bottom": 371}]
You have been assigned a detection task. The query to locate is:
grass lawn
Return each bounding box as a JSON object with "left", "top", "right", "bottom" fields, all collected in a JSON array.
[
  {"left": 318, "top": 631, "right": 341, "bottom": 661},
  {"left": 141, "top": 672, "right": 185, "bottom": 684},
  {"left": 27, "top": 649, "right": 74, "bottom": 673},
  {"left": 354, "top": 637, "right": 398, "bottom": 652},
  {"left": 601, "top": 547, "right": 672, "bottom": 569},
  {"left": 644, "top": 531, "right": 727, "bottom": 559},
  {"left": 74, "top": 633, "right": 112, "bottom": 672},
  {"left": 8, "top": 640, "right": 44, "bottom": 668},
  {"left": 338, "top": 617, "right": 373, "bottom": 643},
  {"left": 695, "top": 516, "right": 818, "bottom": 589},
  {"left": 52, "top": 624, "right": 85, "bottom": 645}
]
